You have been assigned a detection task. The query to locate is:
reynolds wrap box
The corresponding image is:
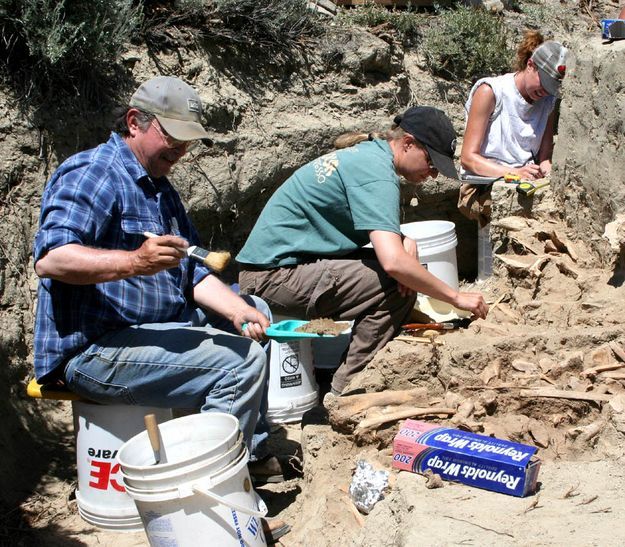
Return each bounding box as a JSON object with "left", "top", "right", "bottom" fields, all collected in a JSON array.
[{"left": 392, "top": 420, "right": 540, "bottom": 497}]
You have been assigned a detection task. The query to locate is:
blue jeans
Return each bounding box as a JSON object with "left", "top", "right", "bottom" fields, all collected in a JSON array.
[{"left": 64, "top": 295, "right": 271, "bottom": 459}]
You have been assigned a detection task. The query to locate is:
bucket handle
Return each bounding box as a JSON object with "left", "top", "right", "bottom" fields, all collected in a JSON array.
[{"left": 192, "top": 485, "right": 267, "bottom": 518}]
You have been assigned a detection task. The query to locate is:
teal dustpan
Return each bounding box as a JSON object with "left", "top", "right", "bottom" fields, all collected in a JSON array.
[{"left": 246, "top": 319, "right": 352, "bottom": 342}]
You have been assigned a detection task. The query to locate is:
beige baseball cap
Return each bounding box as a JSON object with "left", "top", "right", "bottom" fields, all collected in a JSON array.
[{"left": 129, "top": 76, "right": 211, "bottom": 141}]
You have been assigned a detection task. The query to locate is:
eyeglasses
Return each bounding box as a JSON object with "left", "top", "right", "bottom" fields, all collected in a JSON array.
[{"left": 151, "top": 119, "right": 199, "bottom": 152}]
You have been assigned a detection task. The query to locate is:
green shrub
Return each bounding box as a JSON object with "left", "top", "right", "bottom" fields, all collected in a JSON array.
[
  {"left": 0, "top": 0, "right": 142, "bottom": 103},
  {"left": 336, "top": 2, "right": 423, "bottom": 45},
  {"left": 421, "top": 6, "right": 513, "bottom": 81}
]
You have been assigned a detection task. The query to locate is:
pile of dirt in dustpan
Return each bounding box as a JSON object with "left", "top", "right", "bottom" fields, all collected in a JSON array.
[{"left": 296, "top": 318, "right": 347, "bottom": 336}]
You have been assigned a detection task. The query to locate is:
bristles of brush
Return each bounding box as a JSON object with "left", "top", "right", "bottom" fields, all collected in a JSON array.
[
  {"left": 187, "top": 246, "right": 230, "bottom": 272},
  {"left": 204, "top": 251, "right": 231, "bottom": 272}
]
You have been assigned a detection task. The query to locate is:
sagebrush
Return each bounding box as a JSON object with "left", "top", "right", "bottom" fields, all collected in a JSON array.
[
  {"left": 0, "top": 0, "right": 323, "bottom": 109},
  {"left": 0, "top": 0, "right": 142, "bottom": 104},
  {"left": 421, "top": 7, "right": 513, "bottom": 82},
  {"left": 336, "top": 2, "right": 423, "bottom": 45}
]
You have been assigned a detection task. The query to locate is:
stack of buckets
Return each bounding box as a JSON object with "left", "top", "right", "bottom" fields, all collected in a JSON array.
[{"left": 118, "top": 413, "right": 267, "bottom": 546}]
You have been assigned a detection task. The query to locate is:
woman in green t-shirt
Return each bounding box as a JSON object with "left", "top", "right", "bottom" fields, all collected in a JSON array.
[{"left": 237, "top": 106, "right": 488, "bottom": 395}]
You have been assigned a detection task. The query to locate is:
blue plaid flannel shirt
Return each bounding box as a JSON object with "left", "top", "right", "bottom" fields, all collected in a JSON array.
[{"left": 33, "top": 132, "right": 210, "bottom": 381}]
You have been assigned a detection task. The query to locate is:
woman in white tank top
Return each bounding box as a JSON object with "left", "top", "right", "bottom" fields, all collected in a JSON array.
[{"left": 460, "top": 31, "right": 568, "bottom": 181}]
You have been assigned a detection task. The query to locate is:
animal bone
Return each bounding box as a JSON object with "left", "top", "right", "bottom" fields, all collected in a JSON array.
[
  {"left": 567, "top": 421, "right": 605, "bottom": 443},
  {"left": 609, "top": 393, "right": 625, "bottom": 413},
  {"left": 492, "top": 216, "right": 529, "bottom": 232},
  {"left": 325, "top": 388, "right": 430, "bottom": 431},
  {"left": 599, "top": 372, "right": 625, "bottom": 379},
  {"left": 395, "top": 335, "right": 445, "bottom": 345},
  {"left": 581, "top": 362, "right": 625, "bottom": 378},
  {"left": 519, "top": 388, "right": 611, "bottom": 402},
  {"left": 354, "top": 406, "right": 455, "bottom": 435},
  {"left": 451, "top": 400, "right": 474, "bottom": 425},
  {"left": 326, "top": 388, "right": 428, "bottom": 416},
  {"left": 609, "top": 341, "right": 625, "bottom": 363},
  {"left": 480, "top": 358, "right": 502, "bottom": 385},
  {"left": 511, "top": 359, "right": 540, "bottom": 374}
]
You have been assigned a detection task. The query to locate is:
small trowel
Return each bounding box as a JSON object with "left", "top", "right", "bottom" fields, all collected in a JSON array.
[{"left": 402, "top": 317, "right": 473, "bottom": 331}]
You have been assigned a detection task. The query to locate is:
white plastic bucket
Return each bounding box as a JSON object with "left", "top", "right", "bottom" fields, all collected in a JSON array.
[
  {"left": 401, "top": 221, "right": 459, "bottom": 290},
  {"left": 267, "top": 337, "right": 318, "bottom": 424},
  {"left": 312, "top": 330, "right": 351, "bottom": 370},
  {"left": 118, "top": 413, "right": 267, "bottom": 547},
  {"left": 72, "top": 401, "right": 172, "bottom": 531},
  {"left": 402, "top": 221, "right": 466, "bottom": 322}
]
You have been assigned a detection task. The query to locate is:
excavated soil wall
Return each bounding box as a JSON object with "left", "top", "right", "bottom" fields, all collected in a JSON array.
[{"left": 553, "top": 36, "right": 625, "bottom": 271}]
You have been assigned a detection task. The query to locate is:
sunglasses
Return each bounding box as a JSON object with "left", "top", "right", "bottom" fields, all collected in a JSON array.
[{"left": 151, "top": 119, "right": 200, "bottom": 152}]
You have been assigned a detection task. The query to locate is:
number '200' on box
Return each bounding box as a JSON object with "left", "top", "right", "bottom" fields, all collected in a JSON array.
[{"left": 392, "top": 420, "right": 541, "bottom": 497}]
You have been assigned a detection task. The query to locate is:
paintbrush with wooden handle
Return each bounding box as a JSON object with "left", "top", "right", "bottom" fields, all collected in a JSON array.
[{"left": 143, "top": 232, "right": 231, "bottom": 273}]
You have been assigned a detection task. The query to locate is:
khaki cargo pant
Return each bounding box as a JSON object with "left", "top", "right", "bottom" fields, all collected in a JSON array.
[{"left": 239, "top": 255, "right": 416, "bottom": 394}]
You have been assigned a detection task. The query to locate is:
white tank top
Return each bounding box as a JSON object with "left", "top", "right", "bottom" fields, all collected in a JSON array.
[{"left": 465, "top": 73, "right": 555, "bottom": 168}]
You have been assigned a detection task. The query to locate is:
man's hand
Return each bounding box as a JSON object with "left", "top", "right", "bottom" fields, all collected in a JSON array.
[
  {"left": 233, "top": 307, "right": 271, "bottom": 342},
  {"left": 130, "top": 234, "right": 188, "bottom": 276},
  {"left": 452, "top": 292, "right": 489, "bottom": 320},
  {"left": 193, "top": 275, "right": 270, "bottom": 342}
]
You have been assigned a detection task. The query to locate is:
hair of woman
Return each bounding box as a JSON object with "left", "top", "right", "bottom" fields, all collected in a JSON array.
[
  {"left": 514, "top": 30, "right": 545, "bottom": 72},
  {"left": 334, "top": 125, "right": 407, "bottom": 149}
]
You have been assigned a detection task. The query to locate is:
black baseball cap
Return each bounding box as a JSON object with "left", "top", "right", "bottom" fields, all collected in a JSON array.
[{"left": 394, "top": 106, "right": 458, "bottom": 179}]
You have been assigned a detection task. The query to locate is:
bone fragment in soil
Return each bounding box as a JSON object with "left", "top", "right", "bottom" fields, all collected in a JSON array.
[
  {"left": 354, "top": 406, "right": 455, "bottom": 435},
  {"left": 519, "top": 388, "right": 612, "bottom": 402},
  {"left": 608, "top": 340, "right": 625, "bottom": 363},
  {"left": 325, "top": 388, "right": 429, "bottom": 417},
  {"left": 395, "top": 334, "right": 444, "bottom": 345},
  {"left": 561, "top": 484, "right": 580, "bottom": 499},
  {"left": 423, "top": 469, "right": 444, "bottom": 489}
]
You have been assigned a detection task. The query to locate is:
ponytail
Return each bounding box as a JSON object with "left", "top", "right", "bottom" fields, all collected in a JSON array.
[
  {"left": 334, "top": 131, "right": 384, "bottom": 149},
  {"left": 334, "top": 125, "right": 406, "bottom": 149}
]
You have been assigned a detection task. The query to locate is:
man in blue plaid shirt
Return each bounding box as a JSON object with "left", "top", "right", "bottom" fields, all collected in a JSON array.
[{"left": 33, "top": 76, "right": 275, "bottom": 471}]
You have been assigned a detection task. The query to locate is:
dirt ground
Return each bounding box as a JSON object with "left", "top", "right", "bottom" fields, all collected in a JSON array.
[{"left": 13, "top": 182, "right": 625, "bottom": 546}]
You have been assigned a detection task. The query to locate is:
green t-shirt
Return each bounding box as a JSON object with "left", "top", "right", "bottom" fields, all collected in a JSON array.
[{"left": 236, "top": 139, "right": 400, "bottom": 268}]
